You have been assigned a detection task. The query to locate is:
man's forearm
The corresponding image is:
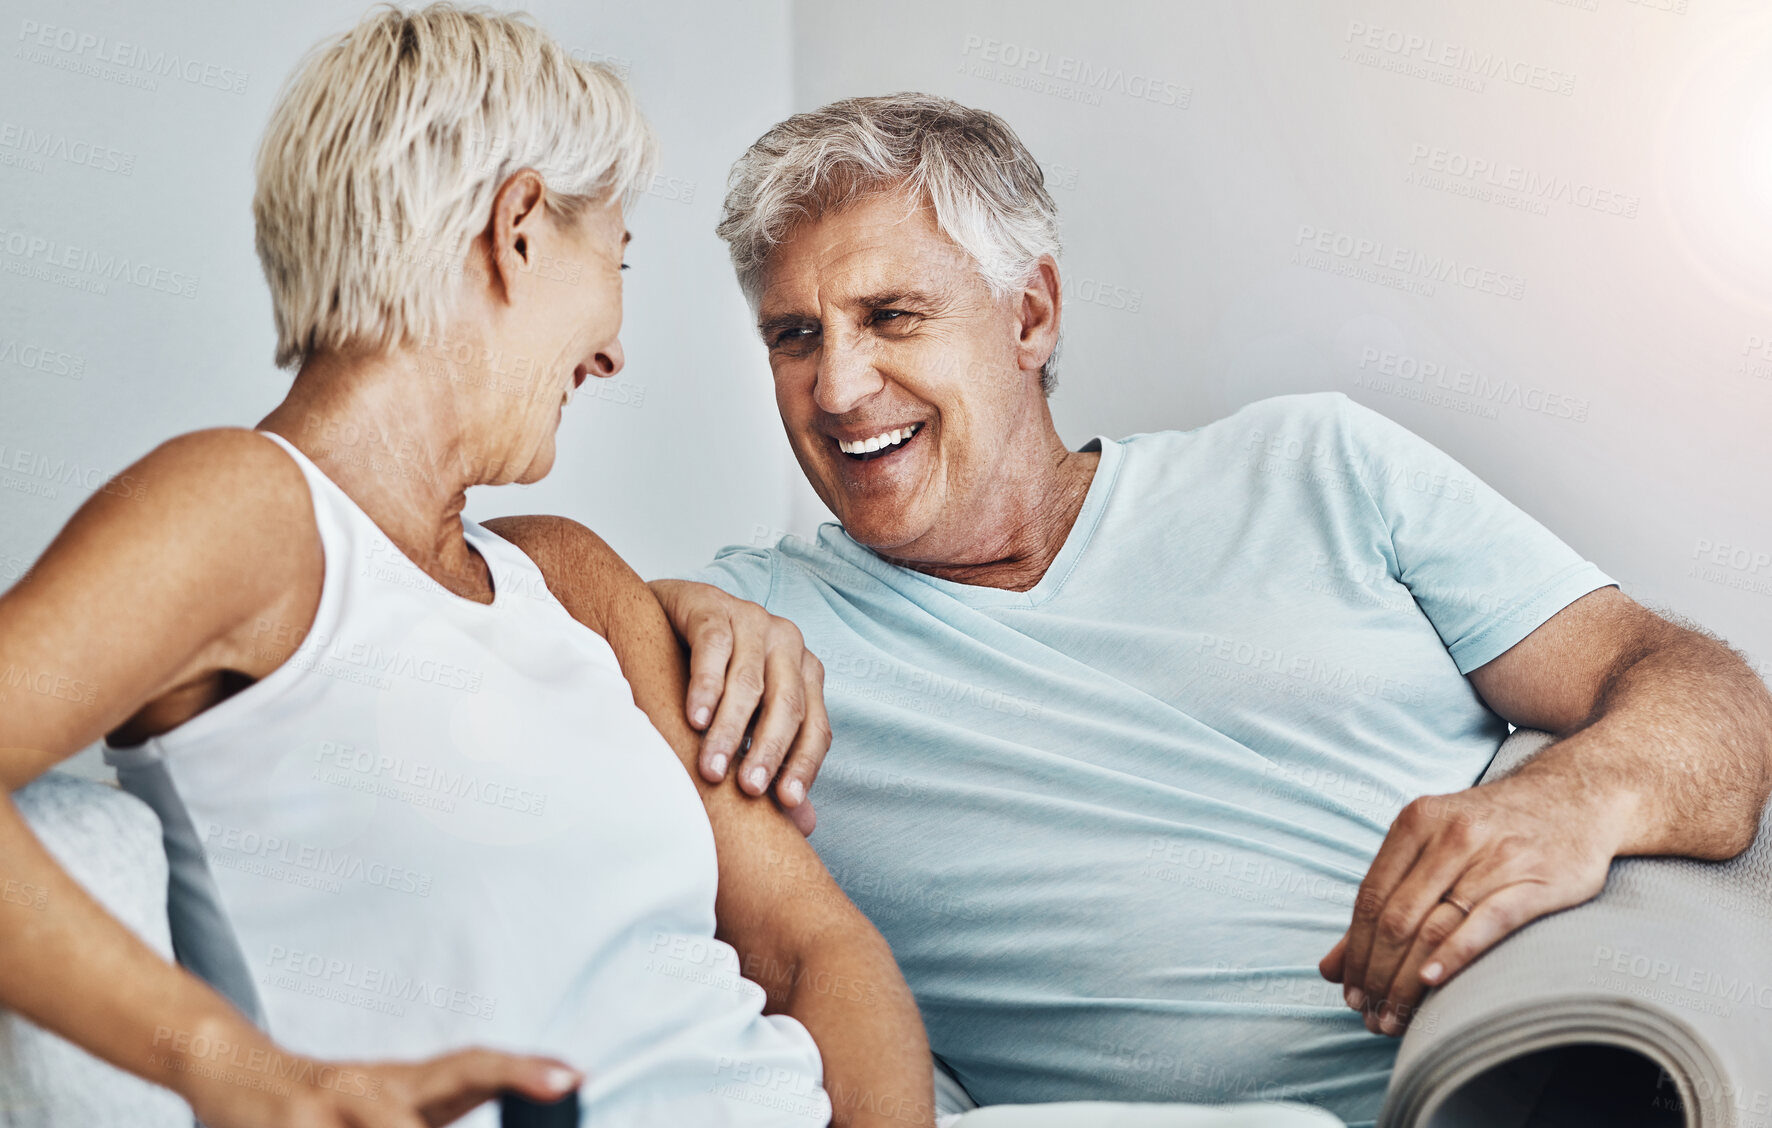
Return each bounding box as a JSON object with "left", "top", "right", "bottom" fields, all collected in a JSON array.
[
  {"left": 746, "top": 915, "right": 934, "bottom": 1128},
  {"left": 1510, "top": 629, "right": 1772, "bottom": 859}
]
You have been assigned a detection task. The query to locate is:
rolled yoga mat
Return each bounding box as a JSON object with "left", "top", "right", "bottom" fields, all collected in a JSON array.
[{"left": 1380, "top": 729, "right": 1772, "bottom": 1128}]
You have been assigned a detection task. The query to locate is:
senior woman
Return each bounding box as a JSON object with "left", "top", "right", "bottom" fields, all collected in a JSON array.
[{"left": 0, "top": 6, "right": 931, "bottom": 1127}]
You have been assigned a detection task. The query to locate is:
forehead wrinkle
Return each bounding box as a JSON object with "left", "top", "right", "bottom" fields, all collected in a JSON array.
[{"left": 758, "top": 205, "right": 980, "bottom": 326}]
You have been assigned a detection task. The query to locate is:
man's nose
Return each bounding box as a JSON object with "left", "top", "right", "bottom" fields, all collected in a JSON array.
[
  {"left": 591, "top": 339, "right": 624, "bottom": 378},
  {"left": 813, "top": 339, "right": 882, "bottom": 415}
]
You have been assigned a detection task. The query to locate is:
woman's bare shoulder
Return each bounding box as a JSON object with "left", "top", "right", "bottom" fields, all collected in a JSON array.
[
  {"left": 88, "top": 426, "right": 317, "bottom": 561},
  {"left": 0, "top": 427, "right": 324, "bottom": 766}
]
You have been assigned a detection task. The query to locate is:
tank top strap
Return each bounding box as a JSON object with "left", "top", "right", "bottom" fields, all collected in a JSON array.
[
  {"left": 257, "top": 429, "right": 513, "bottom": 612},
  {"left": 254, "top": 429, "right": 373, "bottom": 560},
  {"left": 461, "top": 519, "right": 567, "bottom": 612}
]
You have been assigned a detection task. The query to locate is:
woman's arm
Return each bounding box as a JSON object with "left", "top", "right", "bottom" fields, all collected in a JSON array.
[
  {"left": 488, "top": 515, "right": 937, "bottom": 1128},
  {"left": 0, "top": 430, "right": 578, "bottom": 1127}
]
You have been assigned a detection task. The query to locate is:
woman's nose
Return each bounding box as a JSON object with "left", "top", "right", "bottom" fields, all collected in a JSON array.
[{"left": 592, "top": 340, "right": 624, "bottom": 378}]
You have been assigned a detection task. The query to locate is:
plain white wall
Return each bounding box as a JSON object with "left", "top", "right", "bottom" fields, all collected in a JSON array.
[
  {"left": 790, "top": 0, "right": 1772, "bottom": 684},
  {"left": 1, "top": 0, "right": 797, "bottom": 775}
]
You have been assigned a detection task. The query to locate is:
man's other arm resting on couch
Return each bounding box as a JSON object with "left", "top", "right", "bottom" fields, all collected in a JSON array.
[{"left": 1322, "top": 584, "right": 1772, "bottom": 1035}]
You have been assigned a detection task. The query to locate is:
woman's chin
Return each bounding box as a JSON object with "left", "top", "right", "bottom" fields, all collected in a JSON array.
[
  {"left": 510, "top": 434, "right": 558, "bottom": 486},
  {"left": 519, "top": 453, "right": 556, "bottom": 485}
]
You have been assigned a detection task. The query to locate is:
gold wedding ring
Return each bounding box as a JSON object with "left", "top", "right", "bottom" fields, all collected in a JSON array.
[{"left": 1440, "top": 892, "right": 1475, "bottom": 915}]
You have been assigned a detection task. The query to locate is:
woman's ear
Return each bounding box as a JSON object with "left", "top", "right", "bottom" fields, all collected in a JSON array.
[{"left": 487, "top": 168, "right": 546, "bottom": 299}]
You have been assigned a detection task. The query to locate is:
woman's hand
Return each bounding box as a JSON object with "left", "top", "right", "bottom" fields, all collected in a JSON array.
[
  {"left": 182, "top": 1044, "right": 581, "bottom": 1128},
  {"left": 649, "top": 579, "right": 828, "bottom": 835}
]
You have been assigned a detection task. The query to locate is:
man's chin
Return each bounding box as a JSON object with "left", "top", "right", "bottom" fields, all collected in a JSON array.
[{"left": 834, "top": 509, "right": 934, "bottom": 555}]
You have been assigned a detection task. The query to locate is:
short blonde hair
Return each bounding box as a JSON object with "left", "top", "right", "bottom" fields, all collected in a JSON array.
[{"left": 253, "top": 3, "right": 656, "bottom": 370}]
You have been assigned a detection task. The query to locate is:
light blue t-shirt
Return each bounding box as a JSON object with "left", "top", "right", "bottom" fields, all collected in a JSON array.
[{"left": 683, "top": 392, "right": 1613, "bottom": 1127}]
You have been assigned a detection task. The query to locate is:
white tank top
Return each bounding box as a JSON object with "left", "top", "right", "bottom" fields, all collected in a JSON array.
[{"left": 105, "top": 431, "right": 831, "bottom": 1128}]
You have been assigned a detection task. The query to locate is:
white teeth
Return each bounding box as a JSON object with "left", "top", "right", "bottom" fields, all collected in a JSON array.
[{"left": 838, "top": 423, "right": 919, "bottom": 455}]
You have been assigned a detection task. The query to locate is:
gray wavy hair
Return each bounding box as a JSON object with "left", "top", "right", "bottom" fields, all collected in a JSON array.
[{"left": 715, "top": 93, "right": 1064, "bottom": 395}]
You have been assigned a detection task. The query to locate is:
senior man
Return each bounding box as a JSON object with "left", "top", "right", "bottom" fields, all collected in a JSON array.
[{"left": 648, "top": 94, "right": 1772, "bottom": 1127}]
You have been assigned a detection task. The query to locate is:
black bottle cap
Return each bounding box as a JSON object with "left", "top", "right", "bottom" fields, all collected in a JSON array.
[{"left": 500, "top": 1087, "right": 580, "bottom": 1128}]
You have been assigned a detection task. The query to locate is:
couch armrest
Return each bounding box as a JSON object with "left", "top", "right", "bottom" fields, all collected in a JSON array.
[
  {"left": 1, "top": 772, "right": 194, "bottom": 1127},
  {"left": 1382, "top": 728, "right": 1771, "bottom": 1127}
]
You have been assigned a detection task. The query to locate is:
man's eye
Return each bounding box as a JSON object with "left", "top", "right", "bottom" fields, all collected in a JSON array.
[
  {"left": 873, "top": 309, "right": 909, "bottom": 323},
  {"left": 773, "top": 327, "right": 814, "bottom": 346},
  {"left": 620, "top": 262, "right": 630, "bottom": 271}
]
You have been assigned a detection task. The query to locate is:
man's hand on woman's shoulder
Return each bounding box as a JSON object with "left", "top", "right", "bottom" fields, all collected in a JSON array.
[{"left": 649, "top": 578, "right": 829, "bottom": 835}]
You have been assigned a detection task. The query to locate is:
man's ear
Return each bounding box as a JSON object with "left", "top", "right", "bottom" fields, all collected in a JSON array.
[
  {"left": 486, "top": 167, "right": 547, "bottom": 301},
  {"left": 1016, "top": 255, "right": 1062, "bottom": 377}
]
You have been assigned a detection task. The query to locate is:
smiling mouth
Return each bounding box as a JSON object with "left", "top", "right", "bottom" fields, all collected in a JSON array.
[
  {"left": 836, "top": 422, "right": 923, "bottom": 462},
  {"left": 562, "top": 364, "right": 590, "bottom": 407}
]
